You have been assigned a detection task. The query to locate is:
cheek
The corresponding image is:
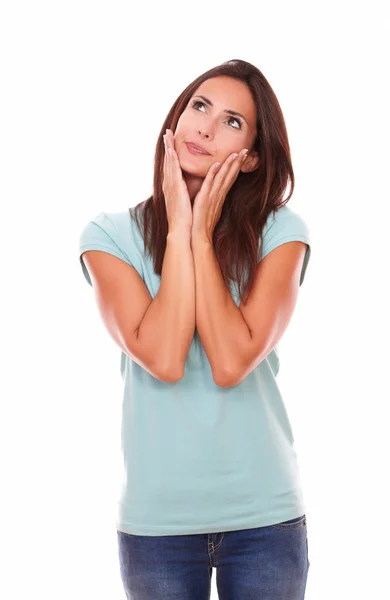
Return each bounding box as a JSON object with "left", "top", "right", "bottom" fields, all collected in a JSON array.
[
  {"left": 219, "top": 145, "right": 237, "bottom": 162},
  {"left": 177, "top": 111, "right": 192, "bottom": 127},
  {"left": 173, "top": 120, "right": 188, "bottom": 141}
]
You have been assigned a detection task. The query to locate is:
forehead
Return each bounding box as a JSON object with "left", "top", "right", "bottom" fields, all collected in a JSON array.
[{"left": 194, "top": 77, "right": 256, "bottom": 127}]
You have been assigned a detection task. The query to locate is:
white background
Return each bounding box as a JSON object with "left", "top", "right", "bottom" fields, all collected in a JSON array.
[{"left": 1, "top": 1, "right": 389, "bottom": 598}]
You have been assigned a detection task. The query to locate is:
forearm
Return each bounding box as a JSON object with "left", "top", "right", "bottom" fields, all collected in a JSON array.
[
  {"left": 191, "top": 236, "right": 252, "bottom": 384},
  {"left": 137, "top": 229, "right": 195, "bottom": 380}
]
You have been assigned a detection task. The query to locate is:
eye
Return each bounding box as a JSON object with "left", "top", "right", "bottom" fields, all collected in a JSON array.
[{"left": 191, "top": 100, "right": 243, "bottom": 130}]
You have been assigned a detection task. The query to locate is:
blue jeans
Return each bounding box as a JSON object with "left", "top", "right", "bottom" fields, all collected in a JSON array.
[{"left": 117, "top": 514, "right": 310, "bottom": 599}]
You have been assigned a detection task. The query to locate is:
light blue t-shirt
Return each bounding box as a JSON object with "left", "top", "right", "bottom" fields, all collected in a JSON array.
[{"left": 79, "top": 204, "right": 311, "bottom": 536}]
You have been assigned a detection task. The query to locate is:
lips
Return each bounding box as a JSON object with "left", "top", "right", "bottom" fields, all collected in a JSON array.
[{"left": 185, "top": 142, "right": 211, "bottom": 155}]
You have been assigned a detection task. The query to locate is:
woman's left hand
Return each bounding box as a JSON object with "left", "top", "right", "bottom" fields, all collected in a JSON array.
[{"left": 192, "top": 148, "right": 249, "bottom": 243}]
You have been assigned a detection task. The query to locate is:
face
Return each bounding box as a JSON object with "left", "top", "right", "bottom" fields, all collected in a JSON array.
[{"left": 173, "top": 76, "right": 259, "bottom": 198}]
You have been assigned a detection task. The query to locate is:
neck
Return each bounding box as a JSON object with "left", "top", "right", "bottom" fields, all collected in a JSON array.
[{"left": 183, "top": 171, "right": 204, "bottom": 204}]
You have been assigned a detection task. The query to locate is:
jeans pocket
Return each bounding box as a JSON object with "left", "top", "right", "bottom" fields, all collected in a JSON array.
[{"left": 269, "top": 514, "right": 306, "bottom": 530}]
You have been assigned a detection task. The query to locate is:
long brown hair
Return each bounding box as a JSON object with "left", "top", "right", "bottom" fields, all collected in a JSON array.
[{"left": 130, "top": 58, "right": 294, "bottom": 304}]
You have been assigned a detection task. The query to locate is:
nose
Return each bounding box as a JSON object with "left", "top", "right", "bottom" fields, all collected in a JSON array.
[{"left": 197, "top": 129, "right": 210, "bottom": 139}]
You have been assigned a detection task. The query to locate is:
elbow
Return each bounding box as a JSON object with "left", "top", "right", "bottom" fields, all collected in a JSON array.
[
  {"left": 214, "top": 378, "right": 239, "bottom": 388},
  {"left": 157, "top": 362, "right": 185, "bottom": 383},
  {"left": 212, "top": 366, "right": 240, "bottom": 388},
  {"left": 161, "top": 368, "right": 185, "bottom": 383}
]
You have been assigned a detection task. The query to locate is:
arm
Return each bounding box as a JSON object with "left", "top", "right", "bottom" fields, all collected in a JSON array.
[
  {"left": 136, "top": 229, "right": 195, "bottom": 381},
  {"left": 191, "top": 236, "right": 251, "bottom": 386},
  {"left": 191, "top": 237, "right": 307, "bottom": 387},
  {"left": 82, "top": 228, "right": 195, "bottom": 383}
]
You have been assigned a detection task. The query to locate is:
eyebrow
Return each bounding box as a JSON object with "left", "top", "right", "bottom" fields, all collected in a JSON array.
[{"left": 192, "top": 95, "right": 249, "bottom": 126}]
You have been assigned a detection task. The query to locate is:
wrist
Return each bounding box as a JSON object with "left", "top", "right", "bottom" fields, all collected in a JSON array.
[
  {"left": 191, "top": 231, "right": 213, "bottom": 247},
  {"left": 167, "top": 228, "right": 192, "bottom": 242}
]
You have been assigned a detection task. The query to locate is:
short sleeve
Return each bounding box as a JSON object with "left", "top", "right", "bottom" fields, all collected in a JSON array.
[
  {"left": 260, "top": 207, "right": 311, "bottom": 286},
  {"left": 78, "top": 212, "right": 134, "bottom": 287}
]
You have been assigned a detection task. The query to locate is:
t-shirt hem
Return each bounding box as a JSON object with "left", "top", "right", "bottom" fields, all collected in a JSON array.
[
  {"left": 116, "top": 507, "right": 306, "bottom": 536},
  {"left": 262, "top": 234, "right": 310, "bottom": 259}
]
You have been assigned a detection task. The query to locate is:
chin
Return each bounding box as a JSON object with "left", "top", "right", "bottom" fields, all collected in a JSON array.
[{"left": 180, "top": 156, "right": 209, "bottom": 177}]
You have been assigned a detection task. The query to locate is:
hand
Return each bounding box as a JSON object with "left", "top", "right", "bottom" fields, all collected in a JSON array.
[
  {"left": 191, "top": 148, "right": 249, "bottom": 243},
  {"left": 163, "top": 129, "right": 193, "bottom": 233}
]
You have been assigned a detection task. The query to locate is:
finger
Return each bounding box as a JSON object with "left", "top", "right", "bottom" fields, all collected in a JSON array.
[
  {"left": 167, "top": 130, "right": 181, "bottom": 166},
  {"left": 164, "top": 132, "right": 183, "bottom": 185},
  {"left": 165, "top": 135, "right": 179, "bottom": 167},
  {"left": 163, "top": 134, "right": 175, "bottom": 168},
  {"left": 219, "top": 149, "right": 247, "bottom": 176},
  {"left": 193, "top": 161, "right": 220, "bottom": 201},
  {"left": 228, "top": 149, "right": 248, "bottom": 178},
  {"left": 163, "top": 135, "right": 172, "bottom": 192},
  {"left": 163, "top": 134, "right": 168, "bottom": 162},
  {"left": 166, "top": 128, "right": 174, "bottom": 148},
  {"left": 203, "top": 158, "right": 221, "bottom": 179},
  {"left": 206, "top": 152, "right": 237, "bottom": 194},
  {"left": 219, "top": 152, "right": 239, "bottom": 176},
  {"left": 163, "top": 135, "right": 168, "bottom": 173},
  {"left": 166, "top": 129, "right": 180, "bottom": 157},
  {"left": 163, "top": 133, "right": 170, "bottom": 155},
  {"left": 165, "top": 129, "right": 175, "bottom": 153},
  {"left": 164, "top": 132, "right": 174, "bottom": 158},
  {"left": 226, "top": 150, "right": 247, "bottom": 181},
  {"left": 214, "top": 150, "right": 246, "bottom": 191}
]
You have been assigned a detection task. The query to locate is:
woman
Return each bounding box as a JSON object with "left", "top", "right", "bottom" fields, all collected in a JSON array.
[{"left": 79, "top": 58, "right": 311, "bottom": 599}]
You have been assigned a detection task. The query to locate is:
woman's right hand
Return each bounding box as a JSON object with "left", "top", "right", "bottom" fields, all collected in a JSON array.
[{"left": 162, "top": 129, "right": 193, "bottom": 233}]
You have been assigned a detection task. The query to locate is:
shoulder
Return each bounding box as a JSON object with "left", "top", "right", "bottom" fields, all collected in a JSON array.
[
  {"left": 259, "top": 205, "right": 312, "bottom": 286},
  {"left": 78, "top": 209, "right": 142, "bottom": 286},
  {"left": 261, "top": 205, "right": 310, "bottom": 254},
  {"left": 79, "top": 209, "right": 133, "bottom": 247},
  {"left": 264, "top": 205, "right": 310, "bottom": 238},
  {"left": 93, "top": 209, "right": 132, "bottom": 235}
]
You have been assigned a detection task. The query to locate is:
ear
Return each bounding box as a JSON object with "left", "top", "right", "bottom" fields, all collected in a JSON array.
[{"left": 240, "top": 151, "right": 260, "bottom": 173}]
